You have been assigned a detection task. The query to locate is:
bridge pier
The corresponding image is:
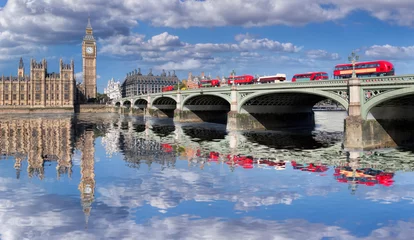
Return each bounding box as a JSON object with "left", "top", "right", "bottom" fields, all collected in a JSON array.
[
  {"left": 343, "top": 77, "right": 414, "bottom": 150},
  {"left": 130, "top": 107, "right": 145, "bottom": 116},
  {"left": 174, "top": 109, "right": 229, "bottom": 124},
  {"left": 226, "top": 111, "right": 315, "bottom": 131}
]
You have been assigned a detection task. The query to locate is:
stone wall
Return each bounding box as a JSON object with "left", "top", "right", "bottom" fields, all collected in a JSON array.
[
  {"left": 76, "top": 104, "right": 117, "bottom": 113},
  {"left": 343, "top": 116, "right": 414, "bottom": 150},
  {"left": 0, "top": 106, "right": 74, "bottom": 114}
]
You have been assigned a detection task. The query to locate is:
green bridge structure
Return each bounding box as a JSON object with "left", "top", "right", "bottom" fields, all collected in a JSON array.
[{"left": 114, "top": 75, "right": 414, "bottom": 150}]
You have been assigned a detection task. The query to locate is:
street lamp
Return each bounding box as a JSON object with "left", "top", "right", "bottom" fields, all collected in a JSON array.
[
  {"left": 348, "top": 51, "right": 359, "bottom": 79},
  {"left": 231, "top": 69, "right": 236, "bottom": 87}
]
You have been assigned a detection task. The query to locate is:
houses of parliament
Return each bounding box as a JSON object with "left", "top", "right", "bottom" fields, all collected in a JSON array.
[{"left": 0, "top": 18, "right": 97, "bottom": 110}]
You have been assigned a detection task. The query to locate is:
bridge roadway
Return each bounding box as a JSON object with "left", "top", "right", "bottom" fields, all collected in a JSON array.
[{"left": 114, "top": 75, "right": 414, "bottom": 149}]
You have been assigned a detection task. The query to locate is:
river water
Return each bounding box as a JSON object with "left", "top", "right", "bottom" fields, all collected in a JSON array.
[{"left": 0, "top": 112, "right": 414, "bottom": 240}]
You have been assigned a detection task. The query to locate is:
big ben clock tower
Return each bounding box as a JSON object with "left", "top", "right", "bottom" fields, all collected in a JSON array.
[{"left": 82, "top": 17, "right": 97, "bottom": 101}]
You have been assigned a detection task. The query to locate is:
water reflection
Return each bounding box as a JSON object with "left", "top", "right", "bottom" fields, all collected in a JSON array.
[
  {"left": 0, "top": 117, "right": 73, "bottom": 179},
  {"left": 0, "top": 113, "right": 414, "bottom": 239}
]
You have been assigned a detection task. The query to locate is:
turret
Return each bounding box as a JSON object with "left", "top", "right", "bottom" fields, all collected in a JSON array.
[{"left": 18, "top": 57, "right": 25, "bottom": 78}]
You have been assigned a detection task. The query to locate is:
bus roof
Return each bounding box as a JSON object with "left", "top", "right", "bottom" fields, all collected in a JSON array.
[
  {"left": 294, "top": 72, "right": 327, "bottom": 76},
  {"left": 335, "top": 60, "right": 393, "bottom": 67}
]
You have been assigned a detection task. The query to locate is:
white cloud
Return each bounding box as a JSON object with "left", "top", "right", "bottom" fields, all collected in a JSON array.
[
  {"left": 240, "top": 52, "right": 260, "bottom": 57},
  {"left": 155, "top": 59, "right": 202, "bottom": 71},
  {"left": 306, "top": 49, "right": 340, "bottom": 60},
  {"left": 148, "top": 32, "right": 184, "bottom": 47},
  {"left": 365, "top": 44, "right": 414, "bottom": 59},
  {"left": 75, "top": 72, "right": 83, "bottom": 82},
  {"left": 0, "top": 31, "right": 47, "bottom": 61},
  {"left": 235, "top": 33, "right": 255, "bottom": 42}
]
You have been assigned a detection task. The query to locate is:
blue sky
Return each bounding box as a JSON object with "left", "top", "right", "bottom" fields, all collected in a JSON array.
[{"left": 1, "top": 0, "right": 414, "bottom": 92}]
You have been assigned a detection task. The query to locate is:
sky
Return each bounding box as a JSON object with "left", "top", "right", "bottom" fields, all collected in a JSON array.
[{"left": 1, "top": 0, "right": 414, "bottom": 93}]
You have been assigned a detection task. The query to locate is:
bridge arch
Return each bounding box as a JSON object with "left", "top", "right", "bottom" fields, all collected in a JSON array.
[
  {"left": 152, "top": 96, "right": 177, "bottom": 106},
  {"left": 152, "top": 95, "right": 177, "bottom": 105},
  {"left": 238, "top": 89, "right": 348, "bottom": 113},
  {"left": 123, "top": 100, "right": 131, "bottom": 107},
  {"left": 134, "top": 98, "right": 148, "bottom": 107},
  {"left": 181, "top": 93, "right": 231, "bottom": 109},
  {"left": 115, "top": 102, "right": 121, "bottom": 107},
  {"left": 362, "top": 87, "right": 414, "bottom": 120}
]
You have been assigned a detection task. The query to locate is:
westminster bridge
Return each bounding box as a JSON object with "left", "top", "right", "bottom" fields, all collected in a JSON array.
[{"left": 115, "top": 75, "right": 414, "bottom": 150}]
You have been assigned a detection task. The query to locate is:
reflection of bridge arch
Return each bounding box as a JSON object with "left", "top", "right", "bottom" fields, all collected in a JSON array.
[
  {"left": 362, "top": 87, "right": 414, "bottom": 119},
  {"left": 238, "top": 89, "right": 348, "bottom": 113}
]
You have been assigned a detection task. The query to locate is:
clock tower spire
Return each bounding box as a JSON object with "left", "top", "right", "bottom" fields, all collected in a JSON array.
[{"left": 82, "top": 16, "right": 97, "bottom": 102}]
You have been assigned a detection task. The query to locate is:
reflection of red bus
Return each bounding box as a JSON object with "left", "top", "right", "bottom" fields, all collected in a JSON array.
[
  {"left": 334, "top": 166, "right": 394, "bottom": 187},
  {"left": 333, "top": 60, "right": 394, "bottom": 79},
  {"left": 199, "top": 79, "right": 220, "bottom": 88},
  {"left": 291, "top": 161, "right": 329, "bottom": 172},
  {"left": 161, "top": 144, "right": 173, "bottom": 153},
  {"left": 292, "top": 72, "right": 329, "bottom": 82},
  {"left": 227, "top": 75, "right": 255, "bottom": 85},
  {"left": 226, "top": 155, "right": 254, "bottom": 169},
  {"left": 162, "top": 86, "right": 174, "bottom": 92},
  {"left": 257, "top": 159, "right": 286, "bottom": 170}
]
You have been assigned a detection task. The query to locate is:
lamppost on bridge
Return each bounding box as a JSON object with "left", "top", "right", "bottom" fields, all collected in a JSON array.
[
  {"left": 348, "top": 51, "right": 359, "bottom": 79},
  {"left": 231, "top": 69, "right": 236, "bottom": 87}
]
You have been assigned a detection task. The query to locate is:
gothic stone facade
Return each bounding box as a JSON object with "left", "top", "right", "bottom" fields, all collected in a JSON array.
[{"left": 0, "top": 58, "right": 75, "bottom": 108}]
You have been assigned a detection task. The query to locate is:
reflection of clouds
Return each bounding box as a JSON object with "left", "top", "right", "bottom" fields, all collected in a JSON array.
[
  {"left": 365, "top": 188, "right": 414, "bottom": 204},
  {"left": 72, "top": 150, "right": 82, "bottom": 166},
  {"left": 305, "top": 186, "right": 340, "bottom": 196},
  {"left": 101, "top": 127, "right": 121, "bottom": 158},
  {"left": 1, "top": 177, "right": 414, "bottom": 239},
  {"left": 97, "top": 168, "right": 340, "bottom": 212}
]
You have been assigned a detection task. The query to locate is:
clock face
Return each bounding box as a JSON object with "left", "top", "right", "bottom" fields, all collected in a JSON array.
[{"left": 86, "top": 47, "right": 94, "bottom": 54}]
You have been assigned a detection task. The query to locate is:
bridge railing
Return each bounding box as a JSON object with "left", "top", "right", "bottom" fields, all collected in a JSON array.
[{"left": 359, "top": 75, "right": 414, "bottom": 85}]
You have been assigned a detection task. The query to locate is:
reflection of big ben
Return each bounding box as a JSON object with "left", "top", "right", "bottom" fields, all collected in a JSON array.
[
  {"left": 78, "top": 130, "right": 95, "bottom": 225},
  {"left": 82, "top": 17, "right": 97, "bottom": 101}
]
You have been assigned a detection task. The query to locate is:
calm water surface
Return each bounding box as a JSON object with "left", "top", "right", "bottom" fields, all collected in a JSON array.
[{"left": 0, "top": 112, "right": 414, "bottom": 240}]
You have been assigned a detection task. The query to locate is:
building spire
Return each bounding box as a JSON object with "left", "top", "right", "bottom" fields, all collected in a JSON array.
[
  {"left": 84, "top": 16, "right": 95, "bottom": 41},
  {"left": 86, "top": 13, "right": 92, "bottom": 29},
  {"left": 19, "top": 57, "right": 24, "bottom": 69}
]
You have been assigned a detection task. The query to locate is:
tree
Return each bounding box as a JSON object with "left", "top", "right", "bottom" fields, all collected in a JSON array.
[{"left": 96, "top": 93, "right": 110, "bottom": 103}]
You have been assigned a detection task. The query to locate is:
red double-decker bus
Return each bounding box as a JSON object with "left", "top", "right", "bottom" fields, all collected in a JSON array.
[
  {"left": 199, "top": 79, "right": 220, "bottom": 88},
  {"left": 292, "top": 72, "right": 329, "bottom": 82},
  {"left": 333, "top": 60, "right": 394, "bottom": 79},
  {"left": 227, "top": 75, "right": 255, "bottom": 85},
  {"left": 162, "top": 86, "right": 174, "bottom": 92}
]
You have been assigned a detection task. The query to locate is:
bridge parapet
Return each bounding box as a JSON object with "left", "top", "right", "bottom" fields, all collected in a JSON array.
[{"left": 360, "top": 75, "right": 414, "bottom": 85}]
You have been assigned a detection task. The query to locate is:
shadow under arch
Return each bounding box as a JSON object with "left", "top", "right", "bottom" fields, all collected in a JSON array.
[
  {"left": 152, "top": 97, "right": 177, "bottom": 118},
  {"left": 182, "top": 94, "right": 231, "bottom": 124},
  {"left": 238, "top": 90, "right": 348, "bottom": 129},
  {"left": 361, "top": 88, "right": 414, "bottom": 148},
  {"left": 238, "top": 89, "right": 348, "bottom": 113},
  {"left": 133, "top": 99, "right": 148, "bottom": 114},
  {"left": 123, "top": 100, "right": 131, "bottom": 107}
]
